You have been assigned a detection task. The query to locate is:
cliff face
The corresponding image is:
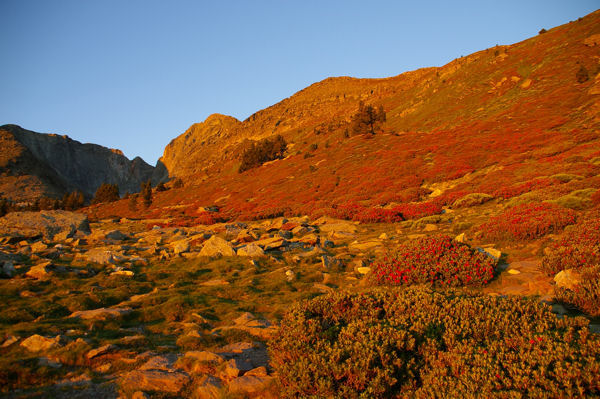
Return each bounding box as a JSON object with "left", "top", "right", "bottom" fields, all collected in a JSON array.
[
  {"left": 160, "top": 114, "right": 242, "bottom": 178},
  {"left": 0, "top": 124, "right": 157, "bottom": 201}
]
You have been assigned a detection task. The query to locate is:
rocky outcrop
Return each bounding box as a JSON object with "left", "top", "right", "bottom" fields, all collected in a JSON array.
[
  {"left": 0, "top": 210, "right": 90, "bottom": 239},
  {"left": 0, "top": 124, "right": 158, "bottom": 201},
  {"left": 160, "top": 114, "right": 242, "bottom": 178}
]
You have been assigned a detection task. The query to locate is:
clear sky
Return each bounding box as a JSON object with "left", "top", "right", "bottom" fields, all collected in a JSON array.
[{"left": 1, "top": 1, "right": 597, "bottom": 165}]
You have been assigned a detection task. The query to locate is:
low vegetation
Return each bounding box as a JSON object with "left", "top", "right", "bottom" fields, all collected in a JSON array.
[
  {"left": 369, "top": 235, "right": 496, "bottom": 287},
  {"left": 270, "top": 287, "right": 600, "bottom": 398},
  {"left": 479, "top": 202, "right": 577, "bottom": 241},
  {"left": 541, "top": 213, "right": 600, "bottom": 275}
]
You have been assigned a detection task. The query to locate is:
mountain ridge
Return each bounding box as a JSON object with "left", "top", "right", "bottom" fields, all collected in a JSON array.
[
  {"left": 0, "top": 124, "right": 163, "bottom": 201},
  {"left": 89, "top": 9, "right": 600, "bottom": 222}
]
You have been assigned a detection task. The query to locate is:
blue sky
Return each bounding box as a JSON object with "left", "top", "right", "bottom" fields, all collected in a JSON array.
[{"left": 0, "top": 1, "right": 597, "bottom": 165}]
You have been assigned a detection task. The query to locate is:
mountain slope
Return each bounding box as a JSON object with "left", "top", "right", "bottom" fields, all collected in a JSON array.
[
  {"left": 0, "top": 124, "right": 158, "bottom": 201},
  {"left": 95, "top": 10, "right": 600, "bottom": 222}
]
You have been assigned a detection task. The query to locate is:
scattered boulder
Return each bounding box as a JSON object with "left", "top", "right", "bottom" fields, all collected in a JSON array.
[
  {"left": 104, "top": 230, "right": 129, "bottom": 241},
  {"left": 454, "top": 233, "right": 466, "bottom": 243},
  {"left": 1, "top": 335, "right": 19, "bottom": 348},
  {"left": 184, "top": 351, "right": 224, "bottom": 364},
  {"left": 85, "top": 248, "right": 123, "bottom": 265},
  {"left": 30, "top": 241, "right": 49, "bottom": 253},
  {"left": 236, "top": 229, "right": 258, "bottom": 243},
  {"left": 423, "top": 224, "right": 438, "bottom": 231},
  {"left": 583, "top": 34, "right": 600, "bottom": 46},
  {"left": 194, "top": 375, "right": 222, "bottom": 399},
  {"left": 318, "top": 222, "right": 358, "bottom": 234},
  {"left": 253, "top": 236, "right": 286, "bottom": 251},
  {"left": 20, "top": 334, "right": 62, "bottom": 352},
  {"left": 172, "top": 239, "right": 190, "bottom": 255},
  {"left": 554, "top": 268, "right": 583, "bottom": 290},
  {"left": 69, "top": 307, "right": 132, "bottom": 321},
  {"left": 479, "top": 247, "right": 502, "bottom": 260},
  {"left": 87, "top": 344, "right": 117, "bottom": 359},
  {"left": 26, "top": 261, "right": 57, "bottom": 279},
  {"left": 1, "top": 261, "right": 15, "bottom": 277},
  {"left": 228, "top": 375, "right": 274, "bottom": 394},
  {"left": 237, "top": 243, "right": 265, "bottom": 257},
  {"left": 119, "top": 369, "right": 189, "bottom": 394},
  {"left": 224, "top": 358, "right": 253, "bottom": 378},
  {"left": 0, "top": 210, "right": 90, "bottom": 239},
  {"left": 199, "top": 236, "right": 236, "bottom": 257}
]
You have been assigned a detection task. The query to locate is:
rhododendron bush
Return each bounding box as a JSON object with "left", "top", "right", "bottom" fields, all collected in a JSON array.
[
  {"left": 370, "top": 235, "right": 495, "bottom": 287},
  {"left": 479, "top": 202, "right": 576, "bottom": 241},
  {"left": 541, "top": 213, "right": 600, "bottom": 275},
  {"left": 326, "top": 201, "right": 442, "bottom": 223},
  {"left": 270, "top": 288, "right": 600, "bottom": 398}
]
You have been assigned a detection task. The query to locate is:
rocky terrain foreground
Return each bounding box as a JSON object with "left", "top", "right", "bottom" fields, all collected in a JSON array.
[{"left": 0, "top": 204, "right": 595, "bottom": 398}]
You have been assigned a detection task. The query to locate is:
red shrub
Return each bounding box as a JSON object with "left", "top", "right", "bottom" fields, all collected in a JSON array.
[
  {"left": 541, "top": 213, "right": 600, "bottom": 275},
  {"left": 370, "top": 235, "right": 496, "bottom": 287},
  {"left": 327, "top": 201, "right": 442, "bottom": 223},
  {"left": 592, "top": 189, "right": 600, "bottom": 207},
  {"left": 493, "top": 178, "right": 553, "bottom": 199},
  {"left": 479, "top": 203, "right": 576, "bottom": 241}
]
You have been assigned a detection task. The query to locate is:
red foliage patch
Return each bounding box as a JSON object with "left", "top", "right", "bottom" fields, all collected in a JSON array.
[
  {"left": 493, "top": 178, "right": 554, "bottom": 199},
  {"left": 541, "top": 213, "right": 600, "bottom": 275},
  {"left": 370, "top": 235, "right": 496, "bottom": 287},
  {"left": 479, "top": 203, "right": 577, "bottom": 241},
  {"left": 326, "top": 201, "right": 442, "bottom": 223}
]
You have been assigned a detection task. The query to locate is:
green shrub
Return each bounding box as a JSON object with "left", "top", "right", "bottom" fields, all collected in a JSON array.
[
  {"left": 239, "top": 135, "right": 287, "bottom": 173},
  {"left": 576, "top": 65, "right": 590, "bottom": 83},
  {"left": 92, "top": 183, "right": 119, "bottom": 204},
  {"left": 555, "top": 265, "right": 600, "bottom": 317},
  {"left": 350, "top": 101, "right": 386, "bottom": 135},
  {"left": 550, "top": 173, "right": 583, "bottom": 183},
  {"left": 452, "top": 193, "right": 493, "bottom": 208},
  {"left": 270, "top": 287, "right": 600, "bottom": 398},
  {"left": 548, "top": 188, "right": 596, "bottom": 210}
]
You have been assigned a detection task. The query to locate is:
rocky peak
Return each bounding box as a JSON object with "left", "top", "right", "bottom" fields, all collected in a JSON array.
[{"left": 160, "top": 114, "right": 241, "bottom": 177}]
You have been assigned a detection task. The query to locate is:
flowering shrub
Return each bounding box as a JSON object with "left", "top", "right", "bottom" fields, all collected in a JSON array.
[
  {"left": 327, "top": 202, "right": 442, "bottom": 223},
  {"left": 479, "top": 203, "right": 576, "bottom": 241},
  {"left": 541, "top": 214, "right": 600, "bottom": 275},
  {"left": 592, "top": 189, "right": 600, "bottom": 207},
  {"left": 370, "top": 236, "right": 495, "bottom": 287},
  {"left": 493, "top": 178, "right": 553, "bottom": 199},
  {"left": 555, "top": 265, "right": 600, "bottom": 317},
  {"left": 270, "top": 287, "right": 600, "bottom": 398}
]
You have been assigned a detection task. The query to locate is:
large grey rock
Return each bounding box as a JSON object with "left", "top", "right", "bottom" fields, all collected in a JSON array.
[
  {"left": 0, "top": 210, "right": 90, "bottom": 239},
  {"left": 199, "top": 236, "right": 236, "bottom": 257},
  {"left": 1, "top": 260, "right": 15, "bottom": 277}
]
